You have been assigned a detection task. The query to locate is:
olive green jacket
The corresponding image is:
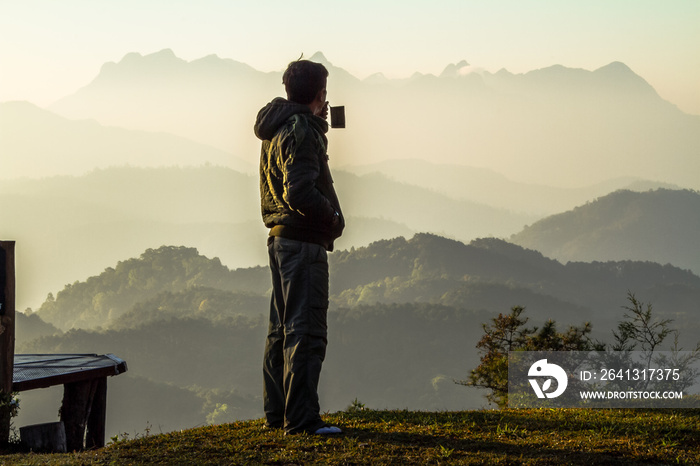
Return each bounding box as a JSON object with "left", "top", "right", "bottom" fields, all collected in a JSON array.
[{"left": 255, "top": 98, "right": 344, "bottom": 251}]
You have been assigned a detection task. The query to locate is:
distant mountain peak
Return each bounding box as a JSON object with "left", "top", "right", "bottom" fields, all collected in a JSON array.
[
  {"left": 593, "top": 61, "right": 656, "bottom": 94},
  {"left": 364, "top": 72, "right": 388, "bottom": 83},
  {"left": 309, "top": 51, "right": 330, "bottom": 64},
  {"left": 593, "top": 61, "right": 643, "bottom": 82},
  {"left": 440, "top": 60, "right": 471, "bottom": 77},
  {"left": 150, "top": 48, "right": 178, "bottom": 59},
  {"left": 118, "top": 48, "right": 182, "bottom": 65},
  {"left": 595, "top": 61, "right": 633, "bottom": 74}
]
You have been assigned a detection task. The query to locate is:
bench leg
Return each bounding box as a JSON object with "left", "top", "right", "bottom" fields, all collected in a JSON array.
[
  {"left": 86, "top": 377, "right": 107, "bottom": 449},
  {"left": 60, "top": 377, "right": 107, "bottom": 451}
]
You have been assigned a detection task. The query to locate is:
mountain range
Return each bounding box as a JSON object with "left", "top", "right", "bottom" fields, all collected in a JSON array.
[
  {"left": 2, "top": 49, "right": 699, "bottom": 437},
  {"left": 39, "top": 49, "right": 700, "bottom": 189},
  {"left": 15, "top": 234, "right": 700, "bottom": 437},
  {"left": 2, "top": 163, "right": 694, "bottom": 311},
  {"left": 0, "top": 101, "right": 251, "bottom": 178},
  {"left": 344, "top": 158, "right": 679, "bottom": 216},
  {"left": 510, "top": 188, "right": 700, "bottom": 273},
  {"left": 1, "top": 162, "right": 527, "bottom": 309}
]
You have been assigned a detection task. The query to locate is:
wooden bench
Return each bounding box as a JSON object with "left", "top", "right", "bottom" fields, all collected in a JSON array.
[
  {"left": 14, "top": 353, "right": 128, "bottom": 451},
  {"left": 2, "top": 236, "right": 128, "bottom": 451}
]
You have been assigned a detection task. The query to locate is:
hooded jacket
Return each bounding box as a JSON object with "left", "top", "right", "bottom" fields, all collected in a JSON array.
[{"left": 255, "top": 97, "right": 345, "bottom": 251}]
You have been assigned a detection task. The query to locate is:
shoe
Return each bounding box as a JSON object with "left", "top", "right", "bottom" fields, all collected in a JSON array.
[{"left": 314, "top": 425, "right": 342, "bottom": 435}]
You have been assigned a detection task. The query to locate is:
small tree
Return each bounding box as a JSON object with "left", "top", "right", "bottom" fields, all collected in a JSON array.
[
  {"left": 611, "top": 292, "right": 700, "bottom": 392},
  {"left": 613, "top": 292, "right": 673, "bottom": 363},
  {"left": 458, "top": 306, "right": 532, "bottom": 407},
  {"left": 463, "top": 293, "right": 700, "bottom": 407},
  {"left": 457, "top": 306, "right": 596, "bottom": 407}
]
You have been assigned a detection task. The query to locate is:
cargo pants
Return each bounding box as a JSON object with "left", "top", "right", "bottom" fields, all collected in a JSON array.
[{"left": 263, "top": 236, "right": 329, "bottom": 434}]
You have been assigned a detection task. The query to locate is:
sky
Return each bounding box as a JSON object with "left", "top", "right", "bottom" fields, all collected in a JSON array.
[{"left": 1, "top": 0, "right": 699, "bottom": 115}]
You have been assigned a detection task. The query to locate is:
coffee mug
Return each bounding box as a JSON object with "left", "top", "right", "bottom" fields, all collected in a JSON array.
[{"left": 330, "top": 105, "right": 345, "bottom": 128}]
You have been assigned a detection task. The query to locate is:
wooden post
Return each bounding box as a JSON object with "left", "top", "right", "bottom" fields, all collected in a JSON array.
[
  {"left": 85, "top": 377, "right": 107, "bottom": 449},
  {"left": 60, "top": 377, "right": 109, "bottom": 451},
  {"left": 60, "top": 380, "right": 96, "bottom": 451},
  {"left": 0, "top": 241, "right": 15, "bottom": 444}
]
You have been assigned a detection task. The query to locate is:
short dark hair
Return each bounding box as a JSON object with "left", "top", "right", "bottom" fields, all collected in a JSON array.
[{"left": 282, "top": 60, "right": 328, "bottom": 105}]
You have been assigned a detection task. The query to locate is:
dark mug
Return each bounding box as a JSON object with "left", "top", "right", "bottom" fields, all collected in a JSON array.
[{"left": 330, "top": 105, "right": 345, "bottom": 128}]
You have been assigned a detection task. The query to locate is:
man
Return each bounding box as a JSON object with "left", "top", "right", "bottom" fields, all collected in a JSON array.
[{"left": 254, "top": 59, "right": 345, "bottom": 435}]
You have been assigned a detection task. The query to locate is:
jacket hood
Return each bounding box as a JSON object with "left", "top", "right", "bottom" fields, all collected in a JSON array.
[{"left": 254, "top": 98, "right": 313, "bottom": 141}]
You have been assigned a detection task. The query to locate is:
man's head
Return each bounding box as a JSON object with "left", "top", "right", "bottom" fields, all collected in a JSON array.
[{"left": 283, "top": 60, "right": 328, "bottom": 112}]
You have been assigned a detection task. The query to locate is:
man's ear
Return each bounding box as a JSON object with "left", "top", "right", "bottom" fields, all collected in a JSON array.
[{"left": 315, "top": 89, "right": 325, "bottom": 104}]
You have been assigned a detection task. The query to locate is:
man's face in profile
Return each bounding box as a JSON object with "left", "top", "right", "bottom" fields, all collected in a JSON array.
[{"left": 312, "top": 84, "right": 328, "bottom": 117}]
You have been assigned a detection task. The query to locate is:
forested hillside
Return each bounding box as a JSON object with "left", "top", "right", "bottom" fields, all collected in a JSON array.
[
  {"left": 329, "top": 234, "right": 700, "bottom": 333},
  {"left": 1, "top": 165, "right": 529, "bottom": 311},
  {"left": 16, "top": 233, "right": 700, "bottom": 438},
  {"left": 35, "top": 245, "right": 268, "bottom": 330},
  {"left": 510, "top": 189, "right": 700, "bottom": 275}
]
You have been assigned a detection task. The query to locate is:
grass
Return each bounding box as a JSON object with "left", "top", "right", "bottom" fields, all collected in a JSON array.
[{"left": 2, "top": 408, "right": 699, "bottom": 465}]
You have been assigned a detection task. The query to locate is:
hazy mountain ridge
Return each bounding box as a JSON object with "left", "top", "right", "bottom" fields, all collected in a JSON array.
[
  {"left": 507, "top": 62, "right": 658, "bottom": 98},
  {"left": 4, "top": 50, "right": 697, "bottom": 311},
  {"left": 19, "top": 302, "right": 486, "bottom": 436},
  {"left": 331, "top": 234, "right": 700, "bottom": 329},
  {"left": 34, "top": 245, "right": 253, "bottom": 330},
  {"left": 5, "top": 168, "right": 698, "bottom": 313},
  {"left": 93, "top": 49, "right": 260, "bottom": 84},
  {"left": 16, "top": 233, "right": 700, "bottom": 437},
  {"left": 334, "top": 170, "right": 534, "bottom": 239},
  {"left": 48, "top": 48, "right": 278, "bottom": 157},
  {"left": 29, "top": 233, "right": 700, "bottom": 338},
  {"left": 344, "top": 158, "right": 679, "bottom": 216},
  {"left": 44, "top": 49, "right": 700, "bottom": 188},
  {"left": 109, "top": 286, "right": 268, "bottom": 331},
  {"left": 0, "top": 101, "right": 252, "bottom": 179},
  {"left": 1, "top": 165, "right": 532, "bottom": 309},
  {"left": 0, "top": 165, "right": 264, "bottom": 309},
  {"left": 3, "top": 165, "right": 696, "bottom": 312},
  {"left": 510, "top": 188, "right": 700, "bottom": 275}
]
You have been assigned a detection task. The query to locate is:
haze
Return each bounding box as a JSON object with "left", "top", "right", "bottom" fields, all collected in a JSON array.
[
  {"left": 1, "top": 1, "right": 699, "bottom": 115},
  {"left": 2, "top": 0, "right": 700, "bottom": 441}
]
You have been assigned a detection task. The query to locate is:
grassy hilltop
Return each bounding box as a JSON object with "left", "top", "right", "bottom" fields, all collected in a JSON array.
[{"left": 3, "top": 408, "right": 699, "bottom": 465}]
